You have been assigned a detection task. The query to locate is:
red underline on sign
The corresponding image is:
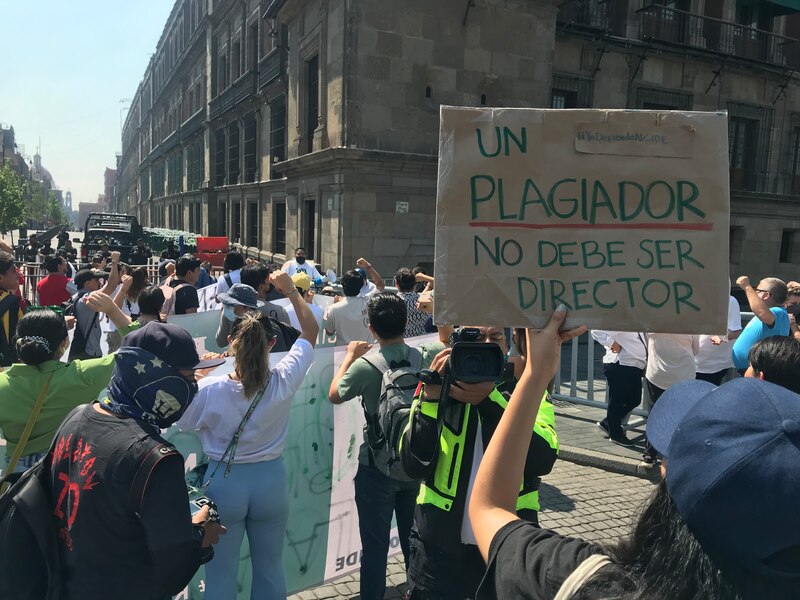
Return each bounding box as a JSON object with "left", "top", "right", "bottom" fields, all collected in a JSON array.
[{"left": 468, "top": 221, "right": 714, "bottom": 231}]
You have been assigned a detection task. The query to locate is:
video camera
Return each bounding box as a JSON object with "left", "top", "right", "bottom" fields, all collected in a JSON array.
[{"left": 420, "top": 327, "right": 511, "bottom": 394}]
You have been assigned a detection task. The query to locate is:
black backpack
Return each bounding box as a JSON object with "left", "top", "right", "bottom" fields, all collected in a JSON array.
[
  {"left": 0, "top": 408, "right": 176, "bottom": 600},
  {"left": 0, "top": 293, "right": 20, "bottom": 367},
  {"left": 361, "top": 349, "right": 423, "bottom": 481},
  {"left": 0, "top": 456, "right": 61, "bottom": 600},
  {"left": 270, "top": 317, "right": 301, "bottom": 353}
]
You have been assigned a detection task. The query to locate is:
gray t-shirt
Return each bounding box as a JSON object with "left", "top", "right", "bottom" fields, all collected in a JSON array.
[{"left": 74, "top": 289, "right": 103, "bottom": 357}]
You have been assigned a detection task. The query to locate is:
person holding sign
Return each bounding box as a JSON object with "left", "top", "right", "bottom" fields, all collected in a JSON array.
[{"left": 469, "top": 308, "right": 800, "bottom": 600}]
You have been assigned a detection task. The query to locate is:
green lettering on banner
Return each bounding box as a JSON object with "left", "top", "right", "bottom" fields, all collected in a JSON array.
[
  {"left": 558, "top": 242, "right": 579, "bottom": 267},
  {"left": 474, "top": 236, "right": 501, "bottom": 266},
  {"left": 675, "top": 239, "right": 704, "bottom": 269},
  {"left": 572, "top": 280, "right": 592, "bottom": 310},
  {"left": 618, "top": 277, "right": 640, "bottom": 308},
  {"left": 518, "top": 276, "right": 539, "bottom": 309},
  {"left": 548, "top": 178, "right": 578, "bottom": 219},
  {"left": 619, "top": 181, "right": 645, "bottom": 221},
  {"left": 520, "top": 179, "right": 551, "bottom": 219},
  {"left": 674, "top": 281, "right": 701, "bottom": 313},
  {"left": 538, "top": 240, "right": 559, "bottom": 268},
  {"left": 644, "top": 181, "right": 675, "bottom": 220},
  {"left": 470, "top": 175, "right": 495, "bottom": 219},
  {"left": 607, "top": 241, "right": 625, "bottom": 267},
  {"left": 497, "top": 178, "right": 518, "bottom": 220},
  {"left": 593, "top": 280, "right": 617, "bottom": 308},
  {"left": 581, "top": 241, "right": 605, "bottom": 269},
  {"left": 549, "top": 279, "right": 570, "bottom": 310},
  {"left": 474, "top": 236, "right": 523, "bottom": 266},
  {"left": 589, "top": 180, "right": 618, "bottom": 224},
  {"left": 641, "top": 279, "right": 671, "bottom": 308},
  {"left": 676, "top": 180, "right": 706, "bottom": 220},
  {"left": 475, "top": 127, "right": 527, "bottom": 158}
]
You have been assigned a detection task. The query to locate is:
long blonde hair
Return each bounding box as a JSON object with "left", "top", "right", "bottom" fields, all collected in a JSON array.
[{"left": 230, "top": 312, "right": 275, "bottom": 397}]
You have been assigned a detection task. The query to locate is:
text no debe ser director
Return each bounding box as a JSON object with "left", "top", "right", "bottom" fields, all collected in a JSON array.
[{"left": 470, "top": 175, "right": 706, "bottom": 223}]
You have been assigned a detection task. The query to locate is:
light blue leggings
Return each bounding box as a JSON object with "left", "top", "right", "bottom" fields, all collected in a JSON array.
[{"left": 204, "top": 457, "right": 289, "bottom": 600}]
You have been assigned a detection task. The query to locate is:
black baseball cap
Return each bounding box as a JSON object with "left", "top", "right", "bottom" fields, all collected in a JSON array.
[
  {"left": 74, "top": 269, "right": 106, "bottom": 289},
  {"left": 122, "top": 321, "right": 225, "bottom": 370}
]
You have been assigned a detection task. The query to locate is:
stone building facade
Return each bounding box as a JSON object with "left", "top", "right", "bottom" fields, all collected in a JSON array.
[{"left": 116, "top": 0, "right": 800, "bottom": 280}]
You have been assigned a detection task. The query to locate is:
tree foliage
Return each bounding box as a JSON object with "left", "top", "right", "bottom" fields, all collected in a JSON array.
[{"left": 0, "top": 162, "right": 26, "bottom": 234}]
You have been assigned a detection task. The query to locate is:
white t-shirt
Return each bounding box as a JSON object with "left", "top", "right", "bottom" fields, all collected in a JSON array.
[
  {"left": 460, "top": 421, "right": 484, "bottom": 545},
  {"left": 176, "top": 338, "right": 314, "bottom": 463},
  {"left": 645, "top": 333, "right": 699, "bottom": 391},
  {"left": 283, "top": 260, "right": 322, "bottom": 281},
  {"left": 215, "top": 269, "right": 242, "bottom": 296},
  {"left": 590, "top": 330, "right": 647, "bottom": 370},
  {"left": 359, "top": 281, "right": 378, "bottom": 298},
  {"left": 324, "top": 296, "right": 375, "bottom": 345},
  {"left": 695, "top": 296, "right": 743, "bottom": 374}
]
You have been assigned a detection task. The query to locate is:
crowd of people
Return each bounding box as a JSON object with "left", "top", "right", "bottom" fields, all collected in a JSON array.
[{"left": 2, "top": 231, "right": 800, "bottom": 599}]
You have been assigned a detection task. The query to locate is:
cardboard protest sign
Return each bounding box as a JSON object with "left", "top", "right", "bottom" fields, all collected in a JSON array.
[{"left": 435, "top": 107, "right": 730, "bottom": 334}]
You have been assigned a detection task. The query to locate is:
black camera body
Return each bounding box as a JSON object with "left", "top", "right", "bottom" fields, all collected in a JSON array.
[{"left": 190, "top": 496, "right": 221, "bottom": 523}]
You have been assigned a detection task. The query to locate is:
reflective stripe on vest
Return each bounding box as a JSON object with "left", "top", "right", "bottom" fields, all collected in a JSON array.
[
  {"left": 429, "top": 403, "right": 471, "bottom": 499},
  {"left": 517, "top": 489, "right": 540, "bottom": 512},
  {"left": 490, "top": 389, "right": 560, "bottom": 452}
]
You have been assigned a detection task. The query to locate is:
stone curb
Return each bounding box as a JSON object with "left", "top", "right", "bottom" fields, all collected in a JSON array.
[{"left": 558, "top": 444, "right": 661, "bottom": 481}]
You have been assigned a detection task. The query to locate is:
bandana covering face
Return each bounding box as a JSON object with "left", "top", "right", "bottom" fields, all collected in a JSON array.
[{"left": 103, "top": 347, "right": 198, "bottom": 428}]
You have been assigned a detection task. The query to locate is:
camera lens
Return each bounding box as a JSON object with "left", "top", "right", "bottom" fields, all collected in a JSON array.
[{"left": 449, "top": 342, "right": 505, "bottom": 383}]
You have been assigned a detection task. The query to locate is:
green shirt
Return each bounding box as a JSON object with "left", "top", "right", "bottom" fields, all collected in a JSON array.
[
  {"left": 0, "top": 321, "right": 141, "bottom": 457},
  {"left": 337, "top": 341, "right": 445, "bottom": 465}
]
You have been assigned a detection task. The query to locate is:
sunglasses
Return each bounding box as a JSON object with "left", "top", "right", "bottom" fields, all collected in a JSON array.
[{"left": 26, "top": 305, "right": 65, "bottom": 315}]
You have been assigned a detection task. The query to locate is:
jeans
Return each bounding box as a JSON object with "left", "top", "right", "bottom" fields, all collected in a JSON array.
[
  {"left": 4, "top": 450, "right": 47, "bottom": 475},
  {"left": 354, "top": 462, "right": 418, "bottom": 600},
  {"left": 204, "top": 457, "right": 289, "bottom": 600},
  {"left": 602, "top": 363, "right": 643, "bottom": 436}
]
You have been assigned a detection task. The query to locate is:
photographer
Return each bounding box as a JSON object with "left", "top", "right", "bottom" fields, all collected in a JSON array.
[
  {"left": 49, "top": 320, "right": 227, "bottom": 599},
  {"left": 398, "top": 325, "right": 559, "bottom": 600}
]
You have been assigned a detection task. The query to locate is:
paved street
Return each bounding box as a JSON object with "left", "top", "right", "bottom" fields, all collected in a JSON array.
[{"left": 290, "top": 460, "right": 657, "bottom": 600}]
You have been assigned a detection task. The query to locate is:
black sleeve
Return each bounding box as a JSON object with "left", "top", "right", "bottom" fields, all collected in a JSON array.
[
  {"left": 476, "top": 520, "right": 609, "bottom": 600},
  {"left": 399, "top": 394, "right": 441, "bottom": 480},
  {"left": 178, "top": 286, "right": 200, "bottom": 313},
  {"left": 138, "top": 455, "right": 203, "bottom": 595}
]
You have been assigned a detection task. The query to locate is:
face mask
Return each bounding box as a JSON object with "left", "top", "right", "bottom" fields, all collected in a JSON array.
[
  {"left": 223, "top": 305, "right": 238, "bottom": 322},
  {"left": 296, "top": 256, "right": 306, "bottom": 264}
]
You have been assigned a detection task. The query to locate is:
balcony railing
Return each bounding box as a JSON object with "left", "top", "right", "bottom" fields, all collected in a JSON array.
[
  {"left": 557, "top": 0, "right": 610, "bottom": 31},
  {"left": 639, "top": 5, "right": 798, "bottom": 68},
  {"left": 209, "top": 71, "right": 257, "bottom": 119},
  {"left": 259, "top": 48, "right": 285, "bottom": 89}
]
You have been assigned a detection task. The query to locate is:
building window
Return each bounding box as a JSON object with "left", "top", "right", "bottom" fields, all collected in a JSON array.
[
  {"left": 194, "top": 203, "right": 202, "bottom": 234},
  {"left": 167, "top": 152, "right": 182, "bottom": 195},
  {"left": 248, "top": 202, "right": 259, "bottom": 247},
  {"left": 232, "top": 202, "right": 241, "bottom": 243},
  {"left": 243, "top": 113, "right": 257, "bottom": 183},
  {"left": 304, "top": 199, "right": 316, "bottom": 259},
  {"left": 232, "top": 41, "right": 242, "bottom": 81},
  {"left": 248, "top": 23, "right": 259, "bottom": 71},
  {"left": 306, "top": 55, "right": 319, "bottom": 154},
  {"left": 780, "top": 229, "right": 798, "bottom": 263},
  {"left": 728, "top": 103, "right": 772, "bottom": 192},
  {"left": 219, "top": 53, "right": 228, "bottom": 91},
  {"left": 729, "top": 116, "right": 758, "bottom": 191},
  {"left": 270, "top": 94, "right": 287, "bottom": 178},
  {"left": 187, "top": 139, "right": 205, "bottom": 191},
  {"left": 152, "top": 162, "right": 165, "bottom": 198},
  {"left": 636, "top": 87, "right": 693, "bottom": 110},
  {"left": 273, "top": 201, "right": 286, "bottom": 255},
  {"left": 140, "top": 171, "right": 150, "bottom": 201},
  {"left": 730, "top": 226, "right": 745, "bottom": 264},
  {"left": 214, "top": 128, "right": 226, "bottom": 187},
  {"left": 228, "top": 122, "right": 240, "bottom": 185},
  {"left": 551, "top": 73, "right": 593, "bottom": 108}
]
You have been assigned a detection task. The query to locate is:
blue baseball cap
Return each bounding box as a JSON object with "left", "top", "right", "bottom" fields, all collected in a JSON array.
[
  {"left": 649, "top": 378, "right": 800, "bottom": 577},
  {"left": 122, "top": 321, "right": 225, "bottom": 371}
]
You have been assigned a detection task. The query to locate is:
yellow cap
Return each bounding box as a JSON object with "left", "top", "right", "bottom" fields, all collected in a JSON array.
[{"left": 292, "top": 273, "right": 312, "bottom": 292}]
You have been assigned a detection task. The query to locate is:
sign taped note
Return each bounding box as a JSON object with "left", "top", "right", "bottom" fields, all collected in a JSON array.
[{"left": 434, "top": 107, "right": 730, "bottom": 334}]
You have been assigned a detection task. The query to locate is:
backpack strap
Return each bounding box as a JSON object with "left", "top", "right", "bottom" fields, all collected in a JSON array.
[
  {"left": 361, "top": 352, "right": 389, "bottom": 374},
  {"left": 129, "top": 442, "right": 181, "bottom": 514},
  {"left": 0, "top": 294, "right": 20, "bottom": 354},
  {"left": 224, "top": 273, "right": 233, "bottom": 288},
  {"left": 553, "top": 554, "right": 613, "bottom": 600}
]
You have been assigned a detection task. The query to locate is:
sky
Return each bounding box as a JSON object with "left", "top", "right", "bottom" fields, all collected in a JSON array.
[{"left": 0, "top": 1, "right": 175, "bottom": 207}]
